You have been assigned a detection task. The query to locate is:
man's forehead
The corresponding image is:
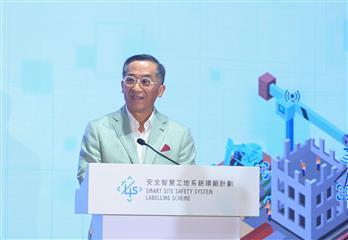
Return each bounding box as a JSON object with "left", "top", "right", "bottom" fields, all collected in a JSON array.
[{"left": 127, "top": 60, "right": 156, "bottom": 69}]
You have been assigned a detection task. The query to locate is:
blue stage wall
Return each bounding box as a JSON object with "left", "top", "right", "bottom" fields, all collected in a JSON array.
[{"left": 1, "top": 1, "right": 347, "bottom": 238}]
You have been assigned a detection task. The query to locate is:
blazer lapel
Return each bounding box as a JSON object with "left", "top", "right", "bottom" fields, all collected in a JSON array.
[
  {"left": 144, "top": 111, "right": 168, "bottom": 164},
  {"left": 110, "top": 106, "right": 139, "bottom": 164}
]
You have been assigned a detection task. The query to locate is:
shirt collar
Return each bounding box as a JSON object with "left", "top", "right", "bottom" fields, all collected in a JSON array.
[{"left": 126, "top": 106, "right": 155, "bottom": 133}]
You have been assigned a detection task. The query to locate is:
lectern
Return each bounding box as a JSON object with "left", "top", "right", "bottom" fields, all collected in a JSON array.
[{"left": 75, "top": 163, "right": 259, "bottom": 239}]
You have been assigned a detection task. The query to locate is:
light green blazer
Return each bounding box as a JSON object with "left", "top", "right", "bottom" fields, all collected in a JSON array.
[{"left": 77, "top": 106, "right": 196, "bottom": 184}]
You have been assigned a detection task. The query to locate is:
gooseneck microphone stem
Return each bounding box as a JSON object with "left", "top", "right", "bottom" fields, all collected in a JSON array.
[
  {"left": 137, "top": 138, "right": 180, "bottom": 165},
  {"left": 145, "top": 143, "right": 180, "bottom": 165}
]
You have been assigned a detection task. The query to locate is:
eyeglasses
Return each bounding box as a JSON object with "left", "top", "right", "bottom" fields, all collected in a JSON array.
[{"left": 123, "top": 76, "right": 161, "bottom": 87}]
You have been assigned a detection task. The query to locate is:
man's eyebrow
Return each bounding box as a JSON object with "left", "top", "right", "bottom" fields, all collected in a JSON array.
[{"left": 126, "top": 73, "right": 152, "bottom": 77}]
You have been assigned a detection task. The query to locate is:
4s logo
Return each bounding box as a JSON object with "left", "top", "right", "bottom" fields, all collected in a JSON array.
[{"left": 117, "top": 176, "right": 143, "bottom": 202}]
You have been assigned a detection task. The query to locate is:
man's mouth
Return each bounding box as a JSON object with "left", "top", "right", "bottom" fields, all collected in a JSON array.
[{"left": 131, "top": 96, "right": 145, "bottom": 100}]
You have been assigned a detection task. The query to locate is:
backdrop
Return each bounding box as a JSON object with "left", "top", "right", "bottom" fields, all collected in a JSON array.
[{"left": 1, "top": 1, "right": 347, "bottom": 238}]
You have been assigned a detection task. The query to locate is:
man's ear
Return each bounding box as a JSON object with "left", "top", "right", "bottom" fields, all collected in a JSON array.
[
  {"left": 158, "top": 84, "right": 166, "bottom": 97},
  {"left": 121, "top": 81, "right": 124, "bottom": 93}
]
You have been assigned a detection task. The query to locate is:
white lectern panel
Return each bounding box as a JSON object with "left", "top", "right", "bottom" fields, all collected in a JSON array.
[
  {"left": 91, "top": 215, "right": 240, "bottom": 240},
  {"left": 76, "top": 163, "right": 259, "bottom": 217},
  {"left": 75, "top": 163, "right": 259, "bottom": 239}
]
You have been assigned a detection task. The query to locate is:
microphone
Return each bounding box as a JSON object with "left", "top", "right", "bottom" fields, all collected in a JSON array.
[{"left": 137, "top": 138, "right": 180, "bottom": 165}]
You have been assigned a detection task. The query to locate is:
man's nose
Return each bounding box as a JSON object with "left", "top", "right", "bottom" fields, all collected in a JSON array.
[{"left": 132, "top": 81, "right": 143, "bottom": 91}]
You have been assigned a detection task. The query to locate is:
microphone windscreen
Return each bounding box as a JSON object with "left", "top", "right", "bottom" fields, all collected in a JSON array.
[{"left": 137, "top": 138, "right": 146, "bottom": 145}]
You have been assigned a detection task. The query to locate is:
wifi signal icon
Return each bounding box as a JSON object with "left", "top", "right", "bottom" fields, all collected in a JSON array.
[
  {"left": 341, "top": 147, "right": 348, "bottom": 165},
  {"left": 285, "top": 90, "right": 301, "bottom": 103}
]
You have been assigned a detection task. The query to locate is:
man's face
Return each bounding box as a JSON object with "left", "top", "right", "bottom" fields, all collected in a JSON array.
[{"left": 122, "top": 60, "right": 165, "bottom": 116}]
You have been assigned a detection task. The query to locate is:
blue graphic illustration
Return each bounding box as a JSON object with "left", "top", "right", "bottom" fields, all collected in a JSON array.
[
  {"left": 258, "top": 73, "right": 348, "bottom": 151},
  {"left": 224, "top": 138, "right": 263, "bottom": 167},
  {"left": 284, "top": 89, "right": 301, "bottom": 103},
  {"left": 342, "top": 147, "right": 348, "bottom": 164},
  {"left": 239, "top": 74, "right": 348, "bottom": 240},
  {"left": 257, "top": 161, "right": 270, "bottom": 180},
  {"left": 117, "top": 176, "right": 143, "bottom": 202},
  {"left": 271, "top": 139, "right": 347, "bottom": 240},
  {"left": 262, "top": 195, "right": 272, "bottom": 207},
  {"left": 336, "top": 183, "right": 348, "bottom": 201}
]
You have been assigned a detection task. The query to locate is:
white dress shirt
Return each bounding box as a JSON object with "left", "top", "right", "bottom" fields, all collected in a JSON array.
[{"left": 126, "top": 107, "right": 155, "bottom": 164}]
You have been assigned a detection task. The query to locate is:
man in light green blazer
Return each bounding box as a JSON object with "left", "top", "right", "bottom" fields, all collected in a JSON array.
[{"left": 77, "top": 54, "right": 196, "bottom": 184}]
